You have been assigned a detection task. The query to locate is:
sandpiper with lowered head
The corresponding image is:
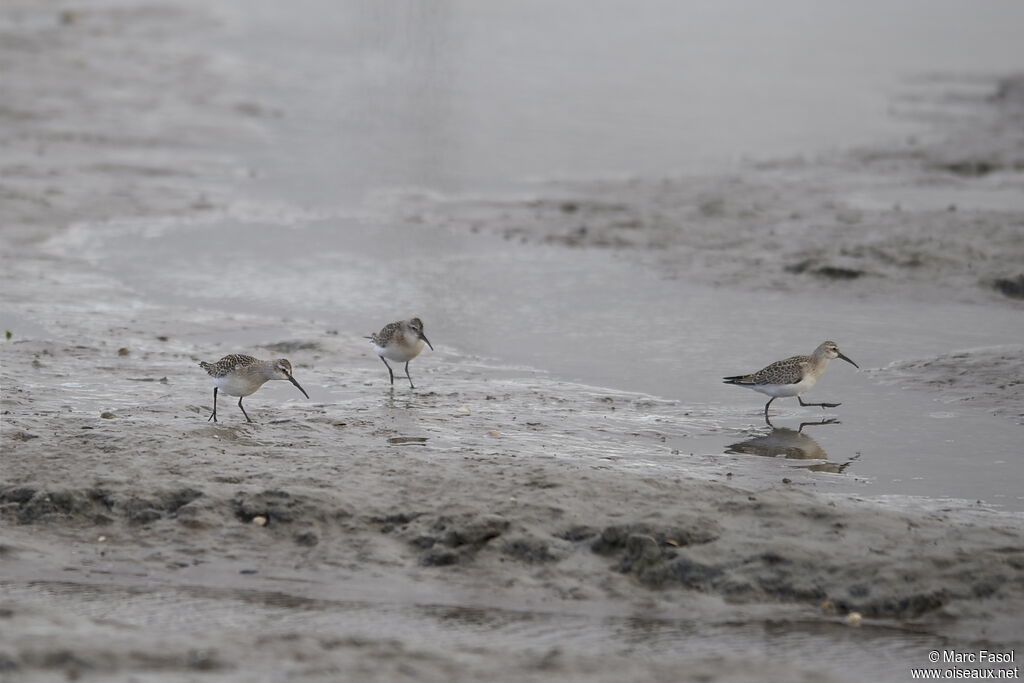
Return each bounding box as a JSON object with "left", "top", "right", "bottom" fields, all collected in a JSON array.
[
  {"left": 367, "top": 317, "right": 433, "bottom": 389},
  {"left": 723, "top": 341, "right": 858, "bottom": 421},
  {"left": 198, "top": 354, "right": 309, "bottom": 423}
]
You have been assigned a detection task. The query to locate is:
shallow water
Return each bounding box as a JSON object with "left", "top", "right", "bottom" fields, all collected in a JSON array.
[
  {"left": 48, "top": 212, "right": 1024, "bottom": 510},
  {"left": 176, "top": 0, "right": 1023, "bottom": 506},
  {"left": 32, "top": 0, "right": 1024, "bottom": 508}
]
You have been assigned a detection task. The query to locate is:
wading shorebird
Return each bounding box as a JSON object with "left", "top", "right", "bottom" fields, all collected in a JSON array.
[
  {"left": 367, "top": 317, "right": 433, "bottom": 389},
  {"left": 198, "top": 354, "right": 309, "bottom": 423},
  {"left": 723, "top": 341, "right": 859, "bottom": 421}
]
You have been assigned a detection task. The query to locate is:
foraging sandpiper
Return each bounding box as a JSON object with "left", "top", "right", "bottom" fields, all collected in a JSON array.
[
  {"left": 723, "top": 341, "right": 858, "bottom": 421},
  {"left": 198, "top": 354, "right": 309, "bottom": 423},
  {"left": 367, "top": 317, "right": 433, "bottom": 389}
]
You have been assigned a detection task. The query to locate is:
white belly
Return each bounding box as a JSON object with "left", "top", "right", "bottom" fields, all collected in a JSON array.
[
  {"left": 213, "top": 374, "right": 264, "bottom": 397},
  {"left": 751, "top": 375, "right": 817, "bottom": 398},
  {"left": 376, "top": 339, "right": 425, "bottom": 363}
]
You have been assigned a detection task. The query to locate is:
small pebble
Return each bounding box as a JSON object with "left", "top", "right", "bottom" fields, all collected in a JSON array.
[
  {"left": 97, "top": 536, "right": 107, "bottom": 543},
  {"left": 487, "top": 430, "right": 501, "bottom": 437},
  {"left": 100, "top": 412, "right": 116, "bottom": 419},
  {"left": 252, "top": 515, "right": 268, "bottom": 527},
  {"left": 782, "top": 477, "right": 792, "bottom": 484},
  {"left": 844, "top": 612, "right": 863, "bottom": 627},
  {"left": 117, "top": 348, "right": 130, "bottom": 356}
]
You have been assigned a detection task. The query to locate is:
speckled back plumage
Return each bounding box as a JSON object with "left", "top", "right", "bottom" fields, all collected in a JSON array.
[
  {"left": 725, "top": 355, "right": 811, "bottom": 386},
  {"left": 199, "top": 354, "right": 260, "bottom": 378},
  {"left": 369, "top": 321, "right": 403, "bottom": 347}
]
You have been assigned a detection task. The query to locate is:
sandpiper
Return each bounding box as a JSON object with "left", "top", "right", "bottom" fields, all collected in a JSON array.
[
  {"left": 367, "top": 317, "right": 433, "bottom": 389},
  {"left": 723, "top": 341, "right": 858, "bottom": 421},
  {"left": 198, "top": 354, "right": 309, "bottom": 423}
]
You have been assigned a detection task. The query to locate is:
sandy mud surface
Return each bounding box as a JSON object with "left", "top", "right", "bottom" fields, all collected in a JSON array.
[
  {"left": 870, "top": 346, "right": 1024, "bottom": 425},
  {"left": 2, "top": 2, "right": 1023, "bottom": 682}
]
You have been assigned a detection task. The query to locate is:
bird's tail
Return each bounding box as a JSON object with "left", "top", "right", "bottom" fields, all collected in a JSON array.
[
  {"left": 722, "top": 375, "right": 751, "bottom": 385},
  {"left": 199, "top": 361, "right": 212, "bottom": 370}
]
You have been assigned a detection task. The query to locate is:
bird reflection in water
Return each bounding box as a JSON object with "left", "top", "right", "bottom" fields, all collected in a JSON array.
[{"left": 725, "top": 418, "right": 859, "bottom": 474}]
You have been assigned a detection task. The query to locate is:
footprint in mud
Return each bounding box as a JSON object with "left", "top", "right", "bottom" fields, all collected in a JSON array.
[{"left": 196, "top": 425, "right": 266, "bottom": 447}]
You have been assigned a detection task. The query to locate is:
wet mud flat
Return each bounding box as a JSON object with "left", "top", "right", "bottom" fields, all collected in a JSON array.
[
  {"left": 3, "top": 237, "right": 1024, "bottom": 681},
  {"left": 2, "top": 2, "right": 1024, "bottom": 682},
  {"left": 3, "top": 315, "right": 1024, "bottom": 681},
  {"left": 869, "top": 347, "right": 1024, "bottom": 425}
]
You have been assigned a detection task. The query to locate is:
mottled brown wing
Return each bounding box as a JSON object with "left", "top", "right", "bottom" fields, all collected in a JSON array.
[
  {"left": 749, "top": 355, "right": 810, "bottom": 386},
  {"left": 201, "top": 353, "right": 260, "bottom": 377},
  {"left": 371, "top": 321, "right": 401, "bottom": 346}
]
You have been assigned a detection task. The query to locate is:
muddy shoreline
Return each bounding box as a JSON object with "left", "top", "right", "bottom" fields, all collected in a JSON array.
[{"left": 2, "top": 2, "right": 1023, "bottom": 682}]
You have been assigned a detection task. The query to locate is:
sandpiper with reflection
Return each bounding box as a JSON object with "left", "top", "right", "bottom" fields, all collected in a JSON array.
[
  {"left": 726, "top": 419, "right": 859, "bottom": 474},
  {"left": 198, "top": 354, "right": 309, "bottom": 423},
  {"left": 367, "top": 317, "right": 434, "bottom": 389},
  {"left": 723, "top": 341, "right": 858, "bottom": 421}
]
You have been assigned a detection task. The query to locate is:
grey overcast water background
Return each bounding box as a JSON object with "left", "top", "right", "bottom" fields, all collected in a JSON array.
[
  {"left": 222, "top": 0, "right": 1024, "bottom": 197},
  {"left": 55, "top": 0, "right": 1024, "bottom": 507}
]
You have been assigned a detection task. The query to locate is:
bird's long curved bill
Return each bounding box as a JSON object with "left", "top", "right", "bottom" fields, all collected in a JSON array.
[
  {"left": 420, "top": 333, "right": 434, "bottom": 351},
  {"left": 838, "top": 352, "right": 859, "bottom": 369},
  {"left": 289, "top": 376, "right": 310, "bottom": 398}
]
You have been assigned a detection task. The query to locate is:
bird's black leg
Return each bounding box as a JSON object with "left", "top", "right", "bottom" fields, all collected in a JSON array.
[
  {"left": 208, "top": 386, "right": 218, "bottom": 422},
  {"left": 799, "top": 396, "right": 841, "bottom": 409},
  {"left": 404, "top": 361, "right": 415, "bottom": 389},
  {"left": 238, "top": 396, "right": 253, "bottom": 423},
  {"left": 380, "top": 357, "right": 395, "bottom": 385},
  {"left": 763, "top": 396, "right": 775, "bottom": 423}
]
